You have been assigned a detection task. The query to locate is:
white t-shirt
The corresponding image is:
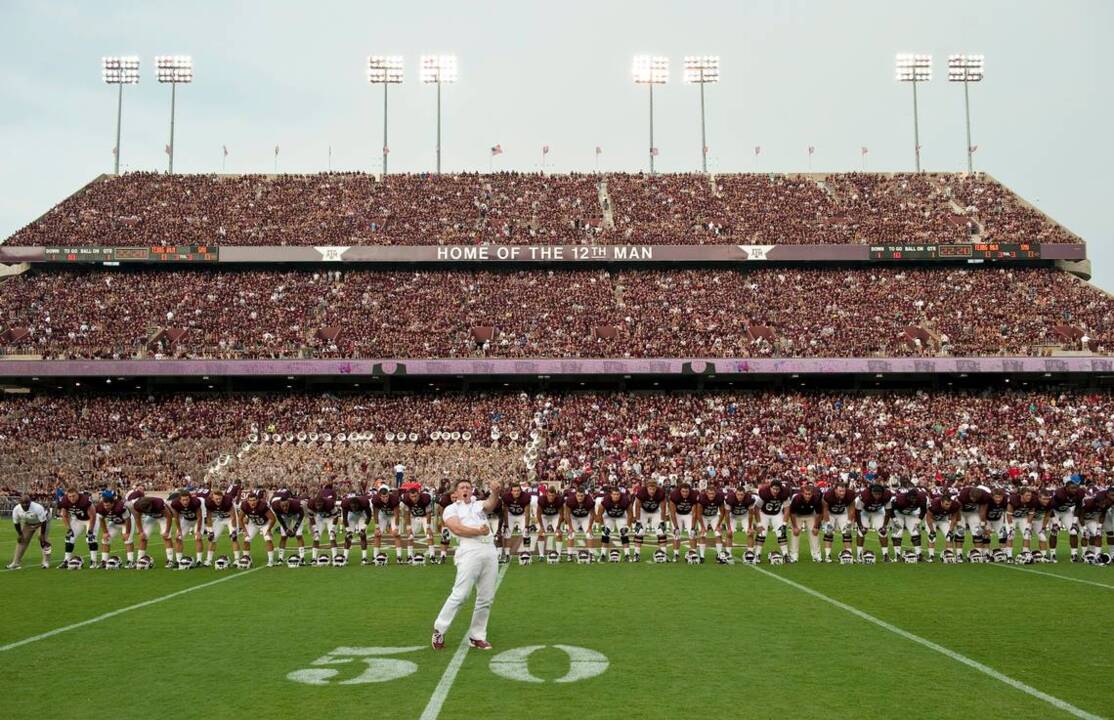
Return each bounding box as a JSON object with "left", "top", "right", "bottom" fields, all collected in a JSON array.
[
  {"left": 443, "top": 498, "right": 495, "bottom": 553},
  {"left": 13, "top": 502, "right": 49, "bottom": 527}
]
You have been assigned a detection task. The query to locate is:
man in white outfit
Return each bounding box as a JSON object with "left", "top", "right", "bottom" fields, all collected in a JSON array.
[
  {"left": 8, "top": 495, "right": 53, "bottom": 569},
  {"left": 432, "top": 478, "right": 503, "bottom": 651}
]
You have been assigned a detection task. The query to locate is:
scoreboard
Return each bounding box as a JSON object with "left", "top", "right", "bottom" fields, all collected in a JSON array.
[
  {"left": 42, "top": 245, "right": 219, "bottom": 263},
  {"left": 868, "top": 242, "right": 1041, "bottom": 261}
]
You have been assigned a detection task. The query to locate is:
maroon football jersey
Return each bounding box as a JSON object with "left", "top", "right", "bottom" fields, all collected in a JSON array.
[
  {"left": 537, "top": 493, "right": 564, "bottom": 517},
  {"left": 789, "top": 491, "right": 823, "bottom": 516},
  {"left": 565, "top": 492, "right": 594, "bottom": 518},
  {"left": 985, "top": 494, "right": 1009, "bottom": 521},
  {"left": 856, "top": 488, "right": 893, "bottom": 514},
  {"left": 892, "top": 490, "right": 927, "bottom": 517},
  {"left": 501, "top": 491, "right": 530, "bottom": 516},
  {"left": 928, "top": 497, "right": 958, "bottom": 519},
  {"left": 670, "top": 488, "right": 697, "bottom": 515},
  {"left": 125, "top": 489, "right": 145, "bottom": 504},
  {"left": 698, "top": 491, "right": 724, "bottom": 518},
  {"left": 170, "top": 496, "right": 202, "bottom": 522},
  {"left": 272, "top": 497, "right": 304, "bottom": 518},
  {"left": 600, "top": 494, "right": 631, "bottom": 518},
  {"left": 1079, "top": 494, "right": 1108, "bottom": 520},
  {"left": 96, "top": 500, "right": 129, "bottom": 525},
  {"left": 59, "top": 494, "right": 94, "bottom": 521},
  {"left": 725, "top": 491, "right": 755, "bottom": 516},
  {"left": 402, "top": 492, "right": 433, "bottom": 517},
  {"left": 756, "top": 484, "right": 790, "bottom": 515},
  {"left": 204, "top": 494, "right": 236, "bottom": 519},
  {"left": 138, "top": 497, "right": 167, "bottom": 517},
  {"left": 239, "top": 499, "right": 271, "bottom": 524},
  {"left": 372, "top": 492, "right": 401, "bottom": 514},
  {"left": 957, "top": 486, "right": 990, "bottom": 513},
  {"left": 822, "top": 488, "right": 853, "bottom": 515},
  {"left": 343, "top": 494, "right": 372, "bottom": 516},
  {"left": 1007, "top": 493, "right": 1037, "bottom": 519},
  {"left": 636, "top": 486, "right": 667, "bottom": 513},
  {"left": 1051, "top": 486, "right": 1082, "bottom": 513},
  {"left": 437, "top": 492, "right": 454, "bottom": 510}
]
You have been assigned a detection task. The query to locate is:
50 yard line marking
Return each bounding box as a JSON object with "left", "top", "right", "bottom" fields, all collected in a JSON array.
[
  {"left": 419, "top": 563, "right": 509, "bottom": 720},
  {"left": 0, "top": 567, "right": 262, "bottom": 653},
  {"left": 748, "top": 566, "right": 1104, "bottom": 720}
]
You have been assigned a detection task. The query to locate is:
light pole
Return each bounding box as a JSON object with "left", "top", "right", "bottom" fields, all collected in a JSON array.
[
  {"left": 632, "top": 55, "right": 668, "bottom": 175},
  {"left": 948, "top": 54, "right": 985, "bottom": 173},
  {"left": 156, "top": 55, "right": 193, "bottom": 174},
  {"left": 102, "top": 57, "right": 139, "bottom": 175},
  {"left": 683, "top": 56, "right": 719, "bottom": 173},
  {"left": 896, "top": 53, "right": 931, "bottom": 173},
  {"left": 367, "top": 56, "right": 404, "bottom": 176},
  {"left": 420, "top": 55, "right": 457, "bottom": 174}
]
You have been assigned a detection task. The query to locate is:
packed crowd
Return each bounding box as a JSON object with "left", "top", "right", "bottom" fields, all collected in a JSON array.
[
  {"left": 1, "top": 266, "right": 1108, "bottom": 359},
  {"left": 2, "top": 389, "right": 1110, "bottom": 494},
  {"left": 3, "top": 171, "right": 1077, "bottom": 247}
]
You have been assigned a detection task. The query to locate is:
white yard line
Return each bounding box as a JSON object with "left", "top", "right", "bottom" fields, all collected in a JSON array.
[
  {"left": 420, "top": 563, "right": 509, "bottom": 720},
  {"left": 0, "top": 567, "right": 262, "bottom": 652},
  {"left": 748, "top": 566, "right": 1104, "bottom": 720},
  {"left": 988, "top": 562, "right": 1114, "bottom": 590}
]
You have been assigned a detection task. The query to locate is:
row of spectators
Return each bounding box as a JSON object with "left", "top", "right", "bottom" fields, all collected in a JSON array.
[
  {"left": 3, "top": 171, "right": 1077, "bottom": 247},
  {"left": 1, "top": 389, "right": 1109, "bottom": 491},
  {"left": 2, "top": 267, "right": 1109, "bottom": 359}
]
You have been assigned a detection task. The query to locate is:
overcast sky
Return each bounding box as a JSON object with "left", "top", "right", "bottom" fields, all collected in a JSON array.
[{"left": 1, "top": 0, "right": 1111, "bottom": 290}]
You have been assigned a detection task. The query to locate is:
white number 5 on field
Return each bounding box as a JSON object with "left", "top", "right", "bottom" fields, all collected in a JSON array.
[{"left": 287, "top": 646, "right": 424, "bottom": 685}]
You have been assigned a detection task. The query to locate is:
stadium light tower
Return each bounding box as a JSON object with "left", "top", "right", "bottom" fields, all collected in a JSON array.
[
  {"left": 156, "top": 55, "right": 193, "bottom": 173},
  {"left": 632, "top": 55, "right": 669, "bottom": 175},
  {"left": 896, "top": 53, "right": 931, "bottom": 172},
  {"left": 683, "top": 56, "right": 719, "bottom": 174},
  {"left": 367, "top": 56, "right": 404, "bottom": 176},
  {"left": 102, "top": 56, "right": 139, "bottom": 175},
  {"left": 948, "top": 54, "right": 985, "bottom": 173},
  {"left": 420, "top": 55, "right": 457, "bottom": 174}
]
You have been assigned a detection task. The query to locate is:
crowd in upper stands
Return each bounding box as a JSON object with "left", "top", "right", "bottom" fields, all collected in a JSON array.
[
  {"left": 1, "top": 389, "right": 1109, "bottom": 493},
  {"left": 1, "top": 267, "right": 1109, "bottom": 359},
  {"left": 3, "top": 171, "right": 1078, "bottom": 247}
]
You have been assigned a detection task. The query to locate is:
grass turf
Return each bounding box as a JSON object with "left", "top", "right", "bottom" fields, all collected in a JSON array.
[{"left": 1, "top": 533, "right": 1111, "bottom": 720}]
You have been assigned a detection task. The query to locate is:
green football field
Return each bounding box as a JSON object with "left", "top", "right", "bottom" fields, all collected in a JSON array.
[{"left": 1, "top": 533, "right": 1111, "bottom": 720}]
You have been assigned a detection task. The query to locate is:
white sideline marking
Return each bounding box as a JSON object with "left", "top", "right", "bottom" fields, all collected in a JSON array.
[
  {"left": 988, "top": 563, "right": 1114, "bottom": 590},
  {"left": 420, "top": 563, "right": 509, "bottom": 720},
  {"left": 0, "top": 567, "right": 262, "bottom": 652},
  {"left": 748, "top": 566, "right": 1104, "bottom": 720}
]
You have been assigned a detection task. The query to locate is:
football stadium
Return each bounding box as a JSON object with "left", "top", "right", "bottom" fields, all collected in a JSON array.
[{"left": 1, "top": 3, "right": 1113, "bottom": 720}]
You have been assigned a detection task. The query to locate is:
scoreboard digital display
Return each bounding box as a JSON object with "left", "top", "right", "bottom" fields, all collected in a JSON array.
[
  {"left": 869, "top": 242, "right": 1040, "bottom": 261},
  {"left": 42, "top": 245, "right": 219, "bottom": 263}
]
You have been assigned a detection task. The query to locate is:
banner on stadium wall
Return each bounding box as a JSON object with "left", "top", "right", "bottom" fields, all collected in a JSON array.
[{"left": 0, "top": 356, "right": 1109, "bottom": 377}]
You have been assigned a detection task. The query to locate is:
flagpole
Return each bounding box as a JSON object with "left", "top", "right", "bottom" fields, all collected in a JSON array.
[
  {"left": 168, "top": 81, "right": 176, "bottom": 173},
  {"left": 912, "top": 77, "right": 921, "bottom": 172},
  {"left": 648, "top": 83, "right": 655, "bottom": 175},
  {"left": 698, "top": 70, "right": 707, "bottom": 174},
  {"left": 114, "top": 82, "right": 123, "bottom": 175},
  {"left": 383, "top": 82, "right": 389, "bottom": 176},
  {"left": 436, "top": 77, "right": 441, "bottom": 174},
  {"left": 963, "top": 77, "right": 973, "bottom": 173}
]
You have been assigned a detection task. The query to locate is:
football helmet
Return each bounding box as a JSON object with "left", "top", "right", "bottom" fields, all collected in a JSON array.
[
  {"left": 652, "top": 549, "right": 668, "bottom": 564},
  {"left": 860, "top": 551, "right": 876, "bottom": 565},
  {"left": 177, "top": 557, "right": 194, "bottom": 570},
  {"left": 1031, "top": 550, "right": 1045, "bottom": 563},
  {"left": 286, "top": 556, "right": 302, "bottom": 568},
  {"left": 1017, "top": 550, "right": 1034, "bottom": 565},
  {"left": 374, "top": 553, "right": 389, "bottom": 567},
  {"left": 65, "top": 556, "right": 84, "bottom": 570},
  {"left": 715, "top": 550, "right": 731, "bottom": 565},
  {"left": 967, "top": 549, "right": 984, "bottom": 564},
  {"left": 742, "top": 549, "right": 758, "bottom": 565},
  {"left": 904, "top": 551, "right": 919, "bottom": 564},
  {"left": 1083, "top": 551, "right": 1098, "bottom": 565},
  {"left": 546, "top": 551, "right": 560, "bottom": 565},
  {"left": 685, "top": 550, "right": 701, "bottom": 565},
  {"left": 104, "top": 555, "right": 121, "bottom": 570},
  {"left": 314, "top": 555, "right": 331, "bottom": 567},
  {"left": 609, "top": 549, "right": 622, "bottom": 563},
  {"left": 768, "top": 551, "right": 785, "bottom": 566},
  {"left": 839, "top": 549, "right": 854, "bottom": 565},
  {"left": 576, "top": 550, "right": 592, "bottom": 565},
  {"left": 517, "top": 552, "right": 532, "bottom": 566},
  {"left": 214, "top": 556, "right": 230, "bottom": 570},
  {"left": 136, "top": 555, "right": 153, "bottom": 569},
  {"left": 1098, "top": 552, "right": 1112, "bottom": 565},
  {"left": 236, "top": 555, "right": 253, "bottom": 569},
  {"left": 992, "top": 549, "right": 1009, "bottom": 564},
  {"left": 333, "top": 554, "right": 348, "bottom": 567}
]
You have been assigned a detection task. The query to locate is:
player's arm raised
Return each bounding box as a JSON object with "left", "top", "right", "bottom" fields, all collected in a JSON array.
[{"left": 482, "top": 479, "right": 504, "bottom": 514}]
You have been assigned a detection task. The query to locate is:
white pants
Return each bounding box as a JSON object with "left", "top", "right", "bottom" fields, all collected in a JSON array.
[
  {"left": 210, "top": 516, "right": 236, "bottom": 541},
  {"left": 568, "top": 515, "right": 592, "bottom": 535},
  {"left": 67, "top": 518, "right": 92, "bottom": 543},
  {"left": 101, "top": 522, "right": 130, "bottom": 544},
  {"left": 891, "top": 513, "right": 922, "bottom": 538},
  {"left": 346, "top": 513, "right": 369, "bottom": 533},
  {"left": 141, "top": 515, "right": 169, "bottom": 538},
  {"left": 673, "top": 514, "right": 695, "bottom": 537},
  {"left": 504, "top": 514, "right": 528, "bottom": 538},
  {"left": 788, "top": 516, "right": 820, "bottom": 557},
  {"left": 434, "top": 546, "right": 499, "bottom": 642},
  {"left": 409, "top": 516, "right": 430, "bottom": 537},
  {"left": 726, "top": 514, "right": 751, "bottom": 538}
]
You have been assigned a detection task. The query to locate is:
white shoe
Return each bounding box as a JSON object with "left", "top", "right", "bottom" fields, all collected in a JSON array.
[{"left": 5, "top": 562, "right": 20, "bottom": 570}]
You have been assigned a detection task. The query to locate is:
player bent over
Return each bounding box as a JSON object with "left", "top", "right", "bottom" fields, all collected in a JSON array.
[
  {"left": 788, "top": 483, "right": 823, "bottom": 563},
  {"left": 821, "top": 482, "right": 855, "bottom": 562},
  {"left": 132, "top": 496, "right": 176, "bottom": 567},
  {"left": 95, "top": 491, "right": 134, "bottom": 567},
  {"left": 204, "top": 487, "right": 242, "bottom": 565},
  {"left": 668, "top": 483, "right": 699, "bottom": 562},
  {"left": 58, "top": 487, "right": 98, "bottom": 568},
  {"left": 696, "top": 486, "right": 726, "bottom": 562},
  {"left": 8, "top": 495, "right": 52, "bottom": 569},
  {"left": 924, "top": 494, "right": 960, "bottom": 561},
  {"left": 754, "top": 479, "right": 791, "bottom": 562},
  {"left": 724, "top": 486, "right": 756, "bottom": 561},
  {"left": 954, "top": 485, "right": 990, "bottom": 558},
  {"left": 341, "top": 492, "right": 373, "bottom": 564},
  {"left": 271, "top": 493, "right": 308, "bottom": 564},
  {"left": 597, "top": 487, "right": 634, "bottom": 561},
  {"left": 434, "top": 488, "right": 454, "bottom": 563},
  {"left": 563, "top": 487, "right": 595, "bottom": 561},
  {"left": 372, "top": 486, "right": 404, "bottom": 564},
  {"left": 633, "top": 477, "right": 668, "bottom": 559},
  {"left": 238, "top": 491, "right": 276, "bottom": 566},
  {"left": 501, "top": 485, "right": 534, "bottom": 562},
  {"left": 890, "top": 487, "right": 927, "bottom": 562},
  {"left": 535, "top": 485, "right": 565, "bottom": 560},
  {"left": 402, "top": 485, "right": 436, "bottom": 563},
  {"left": 984, "top": 487, "right": 1011, "bottom": 557},
  {"left": 1049, "top": 480, "right": 1084, "bottom": 562},
  {"left": 855, "top": 483, "right": 893, "bottom": 562},
  {"left": 308, "top": 494, "right": 342, "bottom": 563},
  {"left": 1007, "top": 487, "right": 1038, "bottom": 558},
  {"left": 169, "top": 489, "right": 205, "bottom": 565},
  {"left": 1079, "top": 487, "right": 1113, "bottom": 560}
]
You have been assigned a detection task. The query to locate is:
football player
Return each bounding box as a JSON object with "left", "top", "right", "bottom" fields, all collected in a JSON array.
[
  {"left": 340, "top": 492, "right": 373, "bottom": 564},
  {"left": 1048, "top": 479, "right": 1084, "bottom": 562},
  {"left": 1006, "top": 486, "right": 1037, "bottom": 558},
  {"left": 307, "top": 493, "right": 341, "bottom": 562},
  {"left": 1079, "top": 487, "right": 1112, "bottom": 559},
  {"left": 724, "top": 486, "right": 757, "bottom": 561},
  {"left": 132, "top": 495, "right": 176, "bottom": 567},
  {"left": 8, "top": 495, "right": 52, "bottom": 570},
  {"left": 434, "top": 488, "right": 455, "bottom": 563},
  {"left": 924, "top": 492, "right": 960, "bottom": 561},
  {"left": 169, "top": 489, "right": 205, "bottom": 564},
  {"left": 401, "top": 485, "right": 436, "bottom": 563},
  {"left": 238, "top": 490, "right": 276, "bottom": 565},
  {"left": 597, "top": 486, "right": 634, "bottom": 561},
  {"left": 535, "top": 485, "right": 565, "bottom": 560},
  {"left": 58, "top": 487, "right": 98, "bottom": 568},
  {"left": 95, "top": 490, "right": 134, "bottom": 568},
  {"left": 855, "top": 483, "right": 893, "bottom": 562},
  {"left": 696, "top": 486, "right": 726, "bottom": 562},
  {"left": 204, "top": 487, "right": 242, "bottom": 565},
  {"left": 633, "top": 476, "right": 668, "bottom": 558},
  {"left": 754, "top": 479, "right": 791, "bottom": 562},
  {"left": 372, "top": 485, "right": 404, "bottom": 564},
  {"left": 272, "top": 492, "right": 308, "bottom": 564},
  {"left": 668, "top": 482, "right": 699, "bottom": 562},
  {"left": 890, "top": 486, "right": 927, "bottom": 561},
  {"left": 500, "top": 484, "right": 534, "bottom": 562},
  {"left": 954, "top": 484, "right": 990, "bottom": 555},
  {"left": 563, "top": 486, "right": 595, "bottom": 560},
  {"left": 820, "top": 481, "right": 856, "bottom": 562},
  {"left": 787, "top": 483, "right": 823, "bottom": 563},
  {"left": 984, "top": 486, "right": 1011, "bottom": 556}
]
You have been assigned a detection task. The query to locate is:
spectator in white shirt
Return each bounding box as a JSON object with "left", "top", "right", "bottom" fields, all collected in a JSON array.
[{"left": 8, "top": 495, "right": 52, "bottom": 569}]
